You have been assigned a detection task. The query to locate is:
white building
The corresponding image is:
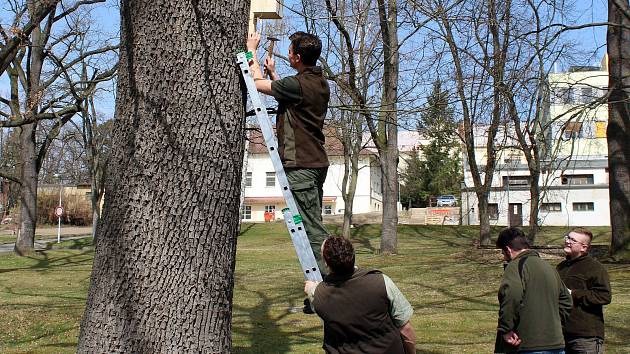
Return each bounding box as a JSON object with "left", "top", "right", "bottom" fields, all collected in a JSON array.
[
  {"left": 461, "top": 58, "right": 611, "bottom": 227},
  {"left": 240, "top": 130, "right": 384, "bottom": 222}
]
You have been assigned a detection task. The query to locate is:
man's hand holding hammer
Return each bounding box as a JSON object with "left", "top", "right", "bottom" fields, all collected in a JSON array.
[{"left": 246, "top": 32, "right": 278, "bottom": 94}]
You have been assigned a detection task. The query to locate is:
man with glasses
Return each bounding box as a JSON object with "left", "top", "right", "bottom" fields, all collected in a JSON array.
[{"left": 557, "top": 227, "right": 612, "bottom": 354}]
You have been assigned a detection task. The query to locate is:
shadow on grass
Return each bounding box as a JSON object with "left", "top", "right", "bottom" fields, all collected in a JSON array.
[
  {"left": 232, "top": 287, "right": 320, "bottom": 354},
  {"left": 0, "top": 248, "right": 93, "bottom": 274},
  {"left": 606, "top": 323, "right": 630, "bottom": 346},
  {"left": 239, "top": 223, "right": 256, "bottom": 236},
  {"left": 43, "top": 341, "right": 77, "bottom": 348},
  {"left": 350, "top": 225, "right": 379, "bottom": 253},
  {"left": 6, "top": 324, "right": 78, "bottom": 346}
]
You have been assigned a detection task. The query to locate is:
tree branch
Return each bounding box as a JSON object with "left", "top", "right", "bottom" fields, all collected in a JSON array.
[{"left": 0, "top": 1, "right": 60, "bottom": 76}]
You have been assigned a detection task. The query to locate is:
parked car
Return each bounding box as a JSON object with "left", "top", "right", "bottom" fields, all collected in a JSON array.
[{"left": 436, "top": 195, "right": 457, "bottom": 207}]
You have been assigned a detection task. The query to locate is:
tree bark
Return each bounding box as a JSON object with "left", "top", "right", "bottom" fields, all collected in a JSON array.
[
  {"left": 607, "top": 0, "right": 630, "bottom": 259},
  {"left": 15, "top": 124, "right": 38, "bottom": 254},
  {"left": 77, "top": 0, "right": 248, "bottom": 351}
]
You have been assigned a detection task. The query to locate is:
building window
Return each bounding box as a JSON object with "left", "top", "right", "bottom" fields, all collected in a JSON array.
[
  {"left": 488, "top": 203, "right": 499, "bottom": 220},
  {"left": 503, "top": 176, "right": 531, "bottom": 187},
  {"left": 265, "top": 172, "right": 275, "bottom": 187},
  {"left": 580, "top": 87, "right": 594, "bottom": 103},
  {"left": 264, "top": 205, "right": 276, "bottom": 213},
  {"left": 540, "top": 203, "right": 561, "bottom": 212},
  {"left": 245, "top": 172, "right": 252, "bottom": 187},
  {"left": 561, "top": 174, "right": 594, "bottom": 185},
  {"left": 563, "top": 122, "right": 583, "bottom": 139},
  {"left": 573, "top": 202, "right": 594, "bottom": 211},
  {"left": 241, "top": 205, "right": 252, "bottom": 220},
  {"left": 324, "top": 205, "right": 332, "bottom": 215},
  {"left": 554, "top": 87, "right": 573, "bottom": 104}
]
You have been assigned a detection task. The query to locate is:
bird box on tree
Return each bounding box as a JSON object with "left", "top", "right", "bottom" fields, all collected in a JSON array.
[{"left": 249, "top": 0, "right": 283, "bottom": 33}]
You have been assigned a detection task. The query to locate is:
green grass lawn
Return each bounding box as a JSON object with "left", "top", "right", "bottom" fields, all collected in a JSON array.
[{"left": 0, "top": 224, "right": 628, "bottom": 353}]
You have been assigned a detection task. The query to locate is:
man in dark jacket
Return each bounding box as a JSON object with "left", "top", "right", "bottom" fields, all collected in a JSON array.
[
  {"left": 557, "top": 227, "right": 611, "bottom": 354},
  {"left": 246, "top": 31, "right": 331, "bottom": 283},
  {"left": 304, "top": 236, "right": 417, "bottom": 354},
  {"left": 495, "top": 228, "right": 573, "bottom": 354}
]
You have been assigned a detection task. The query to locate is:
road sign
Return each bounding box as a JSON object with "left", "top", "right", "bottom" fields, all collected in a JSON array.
[{"left": 55, "top": 206, "right": 64, "bottom": 217}]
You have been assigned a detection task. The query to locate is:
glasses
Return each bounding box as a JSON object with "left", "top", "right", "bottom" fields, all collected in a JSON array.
[{"left": 564, "top": 235, "right": 587, "bottom": 246}]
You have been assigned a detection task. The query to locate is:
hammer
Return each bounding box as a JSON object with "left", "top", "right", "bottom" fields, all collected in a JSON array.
[{"left": 264, "top": 36, "right": 280, "bottom": 78}]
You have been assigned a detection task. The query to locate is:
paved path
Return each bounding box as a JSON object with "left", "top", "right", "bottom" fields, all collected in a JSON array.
[{"left": 0, "top": 226, "right": 93, "bottom": 253}]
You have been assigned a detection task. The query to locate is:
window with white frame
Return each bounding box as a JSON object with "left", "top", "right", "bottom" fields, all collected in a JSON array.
[
  {"left": 580, "top": 87, "right": 594, "bottom": 103},
  {"left": 245, "top": 172, "right": 252, "bottom": 187},
  {"left": 265, "top": 172, "right": 275, "bottom": 187},
  {"left": 554, "top": 87, "right": 573, "bottom": 104},
  {"left": 324, "top": 205, "right": 332, "bottom": 215},
  {"left": 503, "top": 176, "right": 531, "bottom": 187},
  {"left": 573, "top": 202, "right": 594, "bottom": 211},
  {"left": 540, "top": 203, "right": 561, "bottom": 212},
  {"left": 241, "top": 205, "right": 252, "bottom": 220},
  {"left": 264, "top": 205, "right": 276, "bottom": 213},
  {"left": 561, "top": 174, "right": 594, "bottom": 185}
]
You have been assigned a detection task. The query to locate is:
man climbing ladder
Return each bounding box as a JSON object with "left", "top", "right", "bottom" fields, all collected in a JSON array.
[{"left": 243, "top": 31, "right": 331, "bottom": 300}]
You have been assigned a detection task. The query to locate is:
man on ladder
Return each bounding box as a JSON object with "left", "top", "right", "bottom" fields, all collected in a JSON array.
[{"left": 246, "top": 31, "right": 330, "bottom": 313}]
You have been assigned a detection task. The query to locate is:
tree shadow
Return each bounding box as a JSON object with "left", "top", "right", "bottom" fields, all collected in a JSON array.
[
  {"left": 238, "top": 223, "right": 256, "bottom": 236},
  {"left": 605, "top": 323, "right": 630, "bottom": 346},
  {"left": 0, "top": 248, "right": 93, "bottom": 274},
  {"left": 232, "top": 286, "right": 321, "bottom": 353},
  {"left": 350, "top": 225, "right": 379, "bottom": 253}
]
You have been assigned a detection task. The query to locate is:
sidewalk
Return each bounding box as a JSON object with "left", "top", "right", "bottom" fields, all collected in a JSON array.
[{"left": 0, "top": 226, "right": 93, "bottom": 253}]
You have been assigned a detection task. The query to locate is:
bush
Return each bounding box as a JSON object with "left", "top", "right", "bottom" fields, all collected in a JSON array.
[{"left": 37, "top": 191, "right": 93, "bottom": 226}]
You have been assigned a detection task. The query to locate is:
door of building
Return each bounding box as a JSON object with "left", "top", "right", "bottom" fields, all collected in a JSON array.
[{"left": 509, "top": 203, "right": 523, "bottom": 227}]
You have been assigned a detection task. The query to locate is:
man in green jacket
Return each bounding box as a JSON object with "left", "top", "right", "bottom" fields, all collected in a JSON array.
[
  {"left": 247, "top": 31, "right": 331, "bottom": 313},
  {"left": 557, "top": 227, "right": 611, "bottom": 354},
  {"left": 495, "top": 228, "right": 573, "bottom": 354}
]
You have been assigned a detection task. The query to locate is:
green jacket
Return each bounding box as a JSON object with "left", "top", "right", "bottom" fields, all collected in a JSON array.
[
  {"left": 495, "top": 250, "right": 573, "bottom": 353},
  {"left": 557, "top": 255, "right": 611, "bottom": 339}
]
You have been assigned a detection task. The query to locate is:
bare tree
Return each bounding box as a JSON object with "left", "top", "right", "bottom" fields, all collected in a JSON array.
[
  {"left": 420, "top": 0, "right": 505, "bottom": 245},
  {"left": 0, "top": 0, "right": 117, "bottom": 254},
  {"left": 313, "top": 0, "right": 403, "bottom": 252},
  {"left": 315, "top": 0, "right": 377, "bottom": 238},
  {"left": 78, "top": 0, "right": 248, "bottom": 350},
  {"left": 607, "top": 0, "right": 630, "bottom": 259},
  {"left": 0, "top": 0, "right": 60, "bottom": 75}
]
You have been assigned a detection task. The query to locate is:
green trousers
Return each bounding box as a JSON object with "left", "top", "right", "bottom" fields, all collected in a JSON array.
[{"left": 285, "top": 167, "right": 330, "bottom": 277}]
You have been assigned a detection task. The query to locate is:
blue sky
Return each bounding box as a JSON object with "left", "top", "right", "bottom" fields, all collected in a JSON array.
[{"left": 0, "top": 0, "right": 610, "bottom": 120}]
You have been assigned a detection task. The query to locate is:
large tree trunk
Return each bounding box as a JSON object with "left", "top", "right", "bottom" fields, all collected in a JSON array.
[
  {"left": 477, "top": 193, "right": 492, "bottom": 246},
  {"left": 377, "top": 0, "right": 399, "bottom": 254},
  {"left": 15, "top": 1, "right": 47, "bottom": 254},
  {"left": 341, "top": 151, "right": 359, "bottom": 239},
  {"left": 607, "top": 0, "right": 630, "bottom": 259},
  {"left": 527, "top": 172, "right": 541, "bottom": 241},
  {"left": 77, "top": 0, "right": 248, "bottom": 351},
  {"left": 15, "top": 124, "right": 38, "bottom": 254},
  {"left": 380, "top": 147, "right": 399, "bottom": 253}
]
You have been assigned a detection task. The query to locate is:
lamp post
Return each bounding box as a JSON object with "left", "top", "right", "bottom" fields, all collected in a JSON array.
[{"left": 53, "top": 173, "right": 63, "bottom": 243}]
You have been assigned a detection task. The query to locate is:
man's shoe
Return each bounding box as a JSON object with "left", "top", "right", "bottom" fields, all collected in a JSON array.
[{"left": 302, "top": 298, "right": 315, "bottom": 314}]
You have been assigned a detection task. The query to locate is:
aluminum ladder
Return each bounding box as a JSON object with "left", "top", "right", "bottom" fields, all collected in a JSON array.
[{"left": 236, "top": 51, "right": 322, "bottom": 282}]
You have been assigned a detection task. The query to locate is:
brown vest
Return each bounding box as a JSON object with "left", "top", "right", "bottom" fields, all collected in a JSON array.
[
  {"left": 277, "top": 66, "right": 330, "bottom": 168},
  {"left": 313, "top": 269, "right": 405, "bottom": 354}
]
